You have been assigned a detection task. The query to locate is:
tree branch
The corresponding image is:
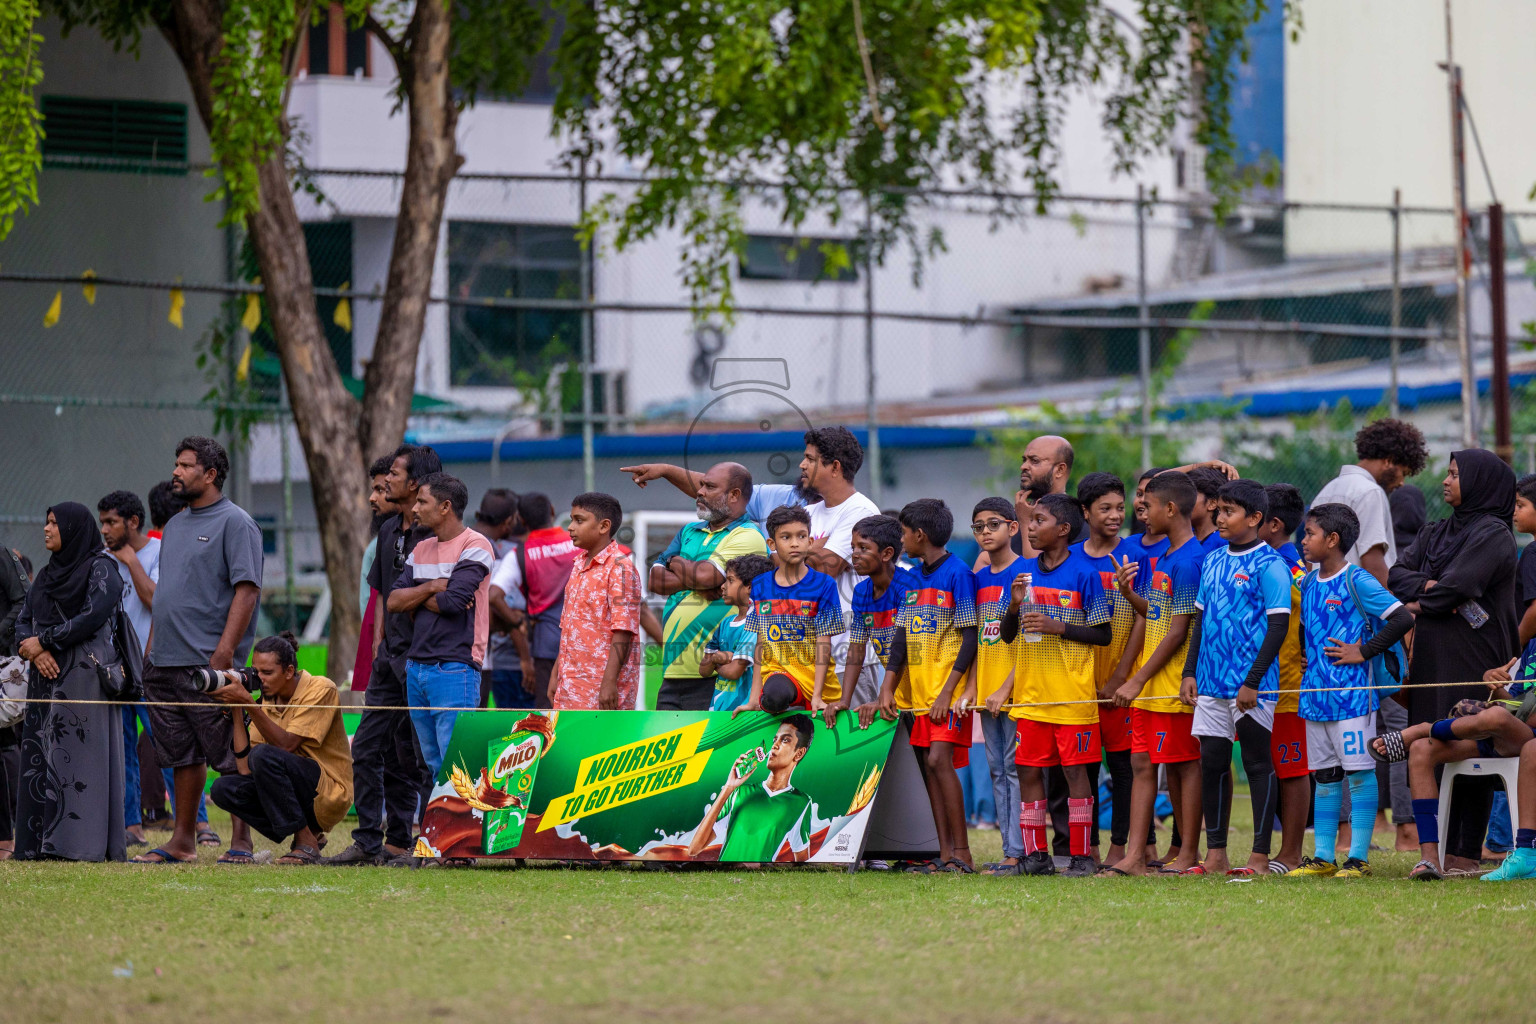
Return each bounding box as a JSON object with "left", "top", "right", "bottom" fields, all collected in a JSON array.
[
  {"left": 850, "top": 0, "right": 887, "bottom": 133},
  {"left": 365, "top": 10, "right": 407, "bottom": 75}
]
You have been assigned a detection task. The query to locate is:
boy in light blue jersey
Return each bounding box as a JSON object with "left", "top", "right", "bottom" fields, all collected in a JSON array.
[
  {"left": 1291, "top": 503, "right": 1414, "bottom": 878},
  {"left": 1181, "top": 478, "right": 1293, "bottom": 875},
  {"left": 704, "top": 554, "right": 776, "bottom": 711}
]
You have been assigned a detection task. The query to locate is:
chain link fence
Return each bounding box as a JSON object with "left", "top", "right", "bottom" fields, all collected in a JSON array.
[{"left": 3, "top": 161, "right": 1535, "bottom": 632}]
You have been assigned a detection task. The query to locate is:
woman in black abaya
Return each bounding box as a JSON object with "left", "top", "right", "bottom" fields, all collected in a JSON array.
[
  {"left": 1389, "top": 449, "right": 1519, "bottom": 872},
  {"left": 13, "top": 503, "right": 126, "bottom": 862}
]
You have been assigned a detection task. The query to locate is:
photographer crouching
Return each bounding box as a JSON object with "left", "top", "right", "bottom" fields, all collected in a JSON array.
[{"left": 206, "top": 632, "right": 354, "bottom": 865}]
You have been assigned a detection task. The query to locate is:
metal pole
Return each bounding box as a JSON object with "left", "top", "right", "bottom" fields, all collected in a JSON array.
[
  {"left": 864, "top": 198, "right": 882, "bottom": 507},
  {"left": 1136, "top": 184, "right": 1152, "bottom": 469},
  {"left": 1490, "top": 202, "right": 1512, "bottom": 463},
  {"left": 1443, "top": 4, "right": 1474, "bottom": 446},
  {"left": 1390, "top": 188, "right": 1402, "bottom": 417},
  {"left": 579, "top": 157, "right": 596, "bottom": 492},
  {"left": 279, "top": 405, "right": 297, "bottom": 632}
]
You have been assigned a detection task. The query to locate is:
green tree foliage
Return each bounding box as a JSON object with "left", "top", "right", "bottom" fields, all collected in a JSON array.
[
  {"left": 43, "top": 1, "right": 545, "bottom": 222},
  {"left": 555, "top": 0, "right": 1281, "bottom": 313},
  {"left": 0, "top": 0, "right": 42, "bottom": 240}
]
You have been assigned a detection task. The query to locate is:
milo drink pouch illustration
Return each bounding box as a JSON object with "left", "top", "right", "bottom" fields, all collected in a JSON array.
[{"left": 482, "top": 714, "right": 554, "bottom": 854}]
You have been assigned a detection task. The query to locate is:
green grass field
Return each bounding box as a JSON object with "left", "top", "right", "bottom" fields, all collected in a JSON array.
[{"left": 4, "top": 807, "right": 1535, "bottom": 1024}]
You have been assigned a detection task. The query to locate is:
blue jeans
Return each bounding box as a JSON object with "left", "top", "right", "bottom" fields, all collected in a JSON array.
[
  {"left": 123, "top": 706, "right": 145, "bottom": 827},
  {"left": 125, "top": 707, "right": 209, "bottom": 826},
  {"left": 490, "top": 668, "right": 535, "bottom": 710},
  {"left": 1487, "top": 790, "right": 1513, "bottom": 853},
  {"left": 980, "top": 712, "right": 1024, "bottom": 859},
  {"left": 963, "top": 754, "right": 995, "bottom": 824},
  {"left": 406, "top": 660, "right": 480, "bottom": 780}
]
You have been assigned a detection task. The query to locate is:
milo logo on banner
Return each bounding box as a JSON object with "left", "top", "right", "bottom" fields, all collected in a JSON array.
[{"left": 483, "top": 727, "right": 546, "bottom": 855}]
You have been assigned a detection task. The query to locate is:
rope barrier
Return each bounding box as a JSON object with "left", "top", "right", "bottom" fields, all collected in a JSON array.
[{"left": 0, "top": 678, "right": 1501, "bottom": 714}]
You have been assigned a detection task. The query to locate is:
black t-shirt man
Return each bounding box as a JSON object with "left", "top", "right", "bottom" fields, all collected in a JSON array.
[{"left": 368, "top": 513, "right": 433, "bottom": 682}]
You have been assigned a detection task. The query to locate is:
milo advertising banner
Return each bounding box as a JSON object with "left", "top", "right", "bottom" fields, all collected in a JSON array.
[{"left": 414, "top": 710, "right": 926, "bottom": 864}]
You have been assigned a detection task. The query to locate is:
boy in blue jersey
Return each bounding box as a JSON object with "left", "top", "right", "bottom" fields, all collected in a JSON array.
[
  {"left": 879, "top": 499, "right": 979, "bottom": 872},
  {"left": 1073, "top": 472, "right": 1138, "bottom": 865},
  {"left": 1259, "top": 482, "right": 1311, "bottom": 873},
  {"left": 1182, "top": 478, "right": 1293, "bottom": 875},
  {"left": 842, "top": 515, "right": 918, "bottom": 728},
  {"left": 703, "top": 554, "right": 776, "bottom": 711},
  {"left": 973, "top": 497, "right": 1028, "bottom": 873},
  {"left": 739, "top": 506, "right": 846, "bottom": 717},
  {"left": 1188, "top": 466, "right": 1228, "bottom": 554},
  {"left": 1126, "top": 468, "right": 1172, "bottom": 567},
  {"left": 1289, "top": 503, "right": 1415, "bottom": 877}
]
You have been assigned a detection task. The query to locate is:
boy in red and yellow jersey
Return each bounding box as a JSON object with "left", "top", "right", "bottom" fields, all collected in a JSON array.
[
  {"left": 877, "top": 499, "right": 978, "bottom": 872},
  {"left": 1003, "top": 494, "right": 1113, "bottom": 877}
]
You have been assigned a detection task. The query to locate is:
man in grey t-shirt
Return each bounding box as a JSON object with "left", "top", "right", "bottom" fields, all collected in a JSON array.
[{"left": 134, "top": 436, "right": 264, "bottom": 864}]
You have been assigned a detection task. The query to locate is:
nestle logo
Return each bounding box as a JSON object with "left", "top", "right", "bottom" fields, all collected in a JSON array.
[{"left": 491, "top": 739, "right": 540, "bottom": 780}]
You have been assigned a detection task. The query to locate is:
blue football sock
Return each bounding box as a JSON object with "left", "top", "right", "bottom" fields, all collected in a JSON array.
[
  {"left": 1313, "top": 779, "right": 1343, "bottom": 863},
  {"left": 1413, "top": 797, "right": 1440, "bottom": 846},
  {"left": 1517, "top": 828, "right": 1536, "bottom": 850},
  {"left": 1346, "top": 770, "right": 1378, "bottom": 862}
]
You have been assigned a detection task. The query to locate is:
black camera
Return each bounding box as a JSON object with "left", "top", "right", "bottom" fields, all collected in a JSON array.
[{"left": 191, "top": 666, "right": 261, "bottom": 694}]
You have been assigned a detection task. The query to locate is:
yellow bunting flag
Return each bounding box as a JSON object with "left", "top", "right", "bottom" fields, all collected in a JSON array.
[
  {"left": 242, "top": 292, "right": 261, "bottom": 333},
  {"left": 168, "top": 287, "right": 185, "bottom": 329},
  {"left": 333, "top": 281, "right": 352, "bottom": 332},
  {"left": 43, "top": 290, "right": 61, "bottom": 328},
  {"left": 236, "top": 341, "right": 252, "bottom": 383},
  {"left": 81, "top": 269, "right": 97, "bottom": 305}
]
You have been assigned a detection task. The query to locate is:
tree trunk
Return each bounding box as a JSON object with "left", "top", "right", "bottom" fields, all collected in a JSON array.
[
  {"left": 248, "top": 154, "right": 368, "bottom": 683},
  {"left": 161, "top": 0, "right": 365, "bottom": 681},
  {"left": 357, "top": 0, "right": 461, "bottom": 461}
]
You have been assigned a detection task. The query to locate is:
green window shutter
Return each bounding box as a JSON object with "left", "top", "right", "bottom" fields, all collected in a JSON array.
[{"left": 41, "top": 96, "right": 189, "bottom": 169}]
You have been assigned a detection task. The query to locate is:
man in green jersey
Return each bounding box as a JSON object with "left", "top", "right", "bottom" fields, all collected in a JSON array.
[{"left": 687, "top": 716, "right": 816, "bottom": 862}]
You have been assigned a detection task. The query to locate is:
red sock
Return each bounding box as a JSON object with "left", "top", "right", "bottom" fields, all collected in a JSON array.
[
  {"left": 1020, "top": 800, "right": 1048, "bottom": 855},
  {"left": 1068, "top": 797, "right": 1093, "bottom": 857}
]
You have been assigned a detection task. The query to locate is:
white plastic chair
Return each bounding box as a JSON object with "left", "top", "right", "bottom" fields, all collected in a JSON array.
[{"left": 1436, "top": 756, "right": 1521, "bottom": 872}]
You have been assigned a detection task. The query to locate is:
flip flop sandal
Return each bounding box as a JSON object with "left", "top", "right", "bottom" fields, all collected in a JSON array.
[
  {"left": 197, "top": 829, "right": 222, "bottom": 847},
  {"left": 1157, "top": 865, "right": 1184, "bottom": 874},
  {"left": 132, "top": 847, "right": 193, "bottom": 865},
  {"left": 1179, "top": 864, "right": 1207, "bottom": 875},
  {"left": 940, "top": 858, "right": 976, "bottom": 874},
  {"left": 1267, "top": 860, "right": 1292, "bottom": 875},
  {"left": 276, "top": 845, "right": 321, "bottom": 866},
  {"left": 1096, "top": 865, "right": 1133, "bottom": 877},
  {"left": 1371, "top": 731, "right": 1408, "bottom": 764},
  {"left": 905, "top": 859, "right": 945, "bottom": 874},
  {"left": 217, "top": 849, "right": 255, "bottom": 865},
  {"left": 1225, "top": 866, "right": 1257, "bottom": 876},
  {"left": 1410, "top": 859, "right": 1442, "bottom": 880}
]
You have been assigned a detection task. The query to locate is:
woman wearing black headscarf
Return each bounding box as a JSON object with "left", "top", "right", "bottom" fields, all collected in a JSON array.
[
  {"left": 1389, "top": 449, "right": 1519, "bottom": 872},
  {"left": 13, "top": 502, "right": 127, "bottom": 861}
]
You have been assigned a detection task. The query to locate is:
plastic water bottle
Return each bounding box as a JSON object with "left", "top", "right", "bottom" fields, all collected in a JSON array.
[{"left": 1021, "top": 572, "right": 1043, "bottom": 643}]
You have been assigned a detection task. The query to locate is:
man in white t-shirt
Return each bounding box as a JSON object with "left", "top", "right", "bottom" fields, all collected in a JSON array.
[
  {"left": 98, "top": 490, "right": 161, "bottom": 847},
  {"left": 796, "top": 428, "right": 881, "bottom": 702},
  {"left": 1309, "top": 418, "right": 1428, "bottom": 585},
  {"left": 1308, "top": 416, "right": 1429, "bottom": 852}
]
